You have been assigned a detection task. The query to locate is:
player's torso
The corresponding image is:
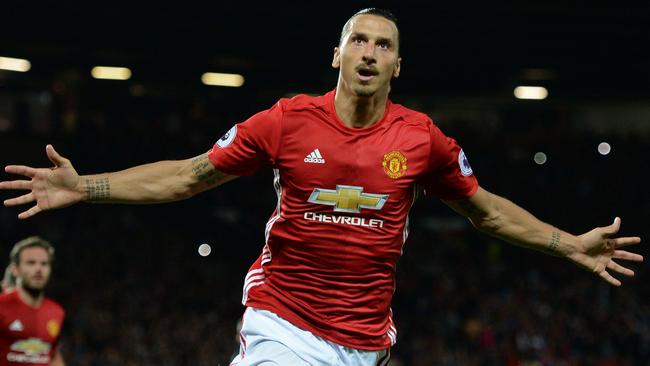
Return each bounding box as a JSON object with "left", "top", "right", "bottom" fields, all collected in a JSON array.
[
  {"left": 267, "top": 106, "right": 431, "bottom": 273},
  {"left": 0, "top": 296, "right": 63, "bottom": 365}
]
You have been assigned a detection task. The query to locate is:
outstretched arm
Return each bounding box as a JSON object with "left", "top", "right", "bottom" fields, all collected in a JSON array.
[
  {"left": 1, "top": 145, "right": 237, "bottom": 219},
  {"left": 444, "top": 186, "right": 643, "bottom": 286}
]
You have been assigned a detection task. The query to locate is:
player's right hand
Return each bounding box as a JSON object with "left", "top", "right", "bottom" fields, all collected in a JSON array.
[{"left": 1, "top": 145, "right": 83, "bottom": 219}]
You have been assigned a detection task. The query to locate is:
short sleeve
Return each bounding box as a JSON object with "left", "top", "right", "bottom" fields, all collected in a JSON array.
[
  {"left": 420, "top": 123, "right": 478, "bottom": 200},
  {"left": 208, "top": 101, "right": 283, "bottom": 176}
]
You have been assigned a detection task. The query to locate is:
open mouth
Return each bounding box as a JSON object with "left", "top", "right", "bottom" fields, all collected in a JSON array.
[{"left": 357, "top": 68, "right": 378, "bottom": 81}]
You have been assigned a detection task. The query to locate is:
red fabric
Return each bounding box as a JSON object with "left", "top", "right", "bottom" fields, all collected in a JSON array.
[
  {"left": 0, "top": 291, "right": 65, "bottom": 365},
  {"left": 209, "top": 90, "right": 478, "bottom": 350}
]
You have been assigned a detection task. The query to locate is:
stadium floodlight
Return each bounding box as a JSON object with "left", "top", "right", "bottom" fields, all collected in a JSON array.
[
  {"left": 0, "top": 56, "right": 31, "bottom": 72},
  {"left": 201, "top": 72, "right": 245, "bottom": 87},
  {"left": 514, "top": 86, "right": 548, "bottom": 100},
  {"left": 91, "top": 66, "right": 132, "bottom": 80}
]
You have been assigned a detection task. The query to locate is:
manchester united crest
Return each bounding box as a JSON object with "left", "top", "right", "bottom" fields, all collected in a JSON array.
[
  {"left": 382, "top": 150, "right": 407, "bottom": 179},
  {"left": 46, "top": 320, "right": 60, "bottom": 338}
]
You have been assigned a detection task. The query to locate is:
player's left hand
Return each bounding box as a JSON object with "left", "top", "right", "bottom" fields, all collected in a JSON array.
[{"left": 568, "top": 217, "right": 643, "bottom": 286}]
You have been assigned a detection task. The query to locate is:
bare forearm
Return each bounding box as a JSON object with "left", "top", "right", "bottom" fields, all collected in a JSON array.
[
  {"left": 445, "top": 186, "right": 643, "bottom": 286},
  {"left": 470, "top": 193, "right": 578, "bottom": 257},
  {"left": 79, "top": 154, "right": 232, "bottom": 203},
  {"left": 79, "top": 160, "right": 191, "bottom": 203}
]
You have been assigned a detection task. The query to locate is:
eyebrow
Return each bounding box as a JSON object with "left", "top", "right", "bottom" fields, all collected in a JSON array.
[{"left": 350, "top": 32, "right": 394, "bottom": 46}]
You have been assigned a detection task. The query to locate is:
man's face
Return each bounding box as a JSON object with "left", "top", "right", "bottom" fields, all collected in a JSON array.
[
  {"left": 12, "top": 247, "right": 51, "bottom": 291},
  {"left": 333, "top": 14, "right": 401, "bottom": 97}
]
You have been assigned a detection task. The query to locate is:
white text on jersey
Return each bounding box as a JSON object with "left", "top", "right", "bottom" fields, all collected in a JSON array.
[
  {"left": 304, "top": 148, "right": 325, "bottom": 164},
  {"left": 304, "top": 212, "right": 384, "bottom": 228}
]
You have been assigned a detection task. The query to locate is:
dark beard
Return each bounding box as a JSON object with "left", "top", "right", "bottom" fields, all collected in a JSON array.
[
  {"left": 22, "top": 283, "right": 45, "bottom": 299},
  {"left": 354, "top": 87, "right": 375, "bottom": 97}
]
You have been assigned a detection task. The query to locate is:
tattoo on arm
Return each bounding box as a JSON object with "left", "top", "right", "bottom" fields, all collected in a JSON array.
[
  {"left": 191, "top": 154, "right": 229, "bottom": 186},
  {"left": 548, "top": 231, "right": 561, "bottom": 253},
  {"left": 85, "top": 178, "right": 110, "bottom": 201}
]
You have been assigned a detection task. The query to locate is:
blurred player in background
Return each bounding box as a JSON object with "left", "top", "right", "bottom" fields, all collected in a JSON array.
[
  {"left": 0, "top": 237, "right": 65, "bottom": 366},
  {"left": 0, "top": 7, "right": 643, "bottom": 366}
]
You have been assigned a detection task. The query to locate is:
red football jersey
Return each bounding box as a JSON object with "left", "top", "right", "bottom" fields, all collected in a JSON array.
[
  {"left": 0, "top": 291, "right": 65, "bottom": 365},
  {"left": 208, "top": 90, "right": 478, "bottom": 350}
]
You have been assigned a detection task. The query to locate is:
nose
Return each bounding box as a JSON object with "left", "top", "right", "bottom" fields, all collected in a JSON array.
[{"left": 361, "top": 43, "right": 377, "bottom": 64}]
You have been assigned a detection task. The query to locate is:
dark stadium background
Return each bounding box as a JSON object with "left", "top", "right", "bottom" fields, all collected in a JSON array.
[{"left": 1, "top": 2, "right": 649, "bottom": 365}]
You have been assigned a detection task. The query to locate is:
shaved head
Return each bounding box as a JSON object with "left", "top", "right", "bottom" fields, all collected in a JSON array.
[{"left": 339, "top": 8, "right": 400, "bottom": 54}]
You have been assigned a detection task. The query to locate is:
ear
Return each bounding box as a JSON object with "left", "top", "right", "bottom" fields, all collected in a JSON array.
[
  {"left": 9, "top": 264, "right": 18, "bottom": 278},
  {"left": 332, "top": 47, "right": 341, "bottom": 69},
  {"left": 393, "top": 57, "right": 402, "bottom": 78}
]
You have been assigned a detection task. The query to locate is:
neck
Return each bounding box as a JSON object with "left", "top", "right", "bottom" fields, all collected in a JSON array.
[
  {"left": 17, "top": 285, "right": 44, "bottom": 307},
  {"left": 334, "top": 83, "right": 389, "bottom": 129}
]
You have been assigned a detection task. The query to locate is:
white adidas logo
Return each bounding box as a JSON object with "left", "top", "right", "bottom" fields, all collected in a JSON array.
[
  {"left": 9, "top": 319, "right": 23, "bottom": 332},
  {"left": 304, "top": 149, "right": 325, "bottom": 164}
]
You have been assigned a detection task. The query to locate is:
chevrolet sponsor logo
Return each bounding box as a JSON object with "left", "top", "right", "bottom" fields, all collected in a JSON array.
[
  {"left": 8, "top": 338, "right": 51, "bottom": 362},
  {"left": 308, "top": 185, "right": 388, "bottom": 213},
  {"left": 304, "top": 212, "right": 384, "bottom": 228},
  {"left": 10, "top": 338, "right": 50, "bottom": 355},
  {"left": 7, "top": 353, "right": 50, "bottom": 363}
]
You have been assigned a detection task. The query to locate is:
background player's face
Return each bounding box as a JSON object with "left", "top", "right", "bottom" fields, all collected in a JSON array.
[
  {"left": 333, "top": 15, "right": 401, "bottom": 98},
  {"left": 12, "top": 247, "right": 52, "bottom": 291}
]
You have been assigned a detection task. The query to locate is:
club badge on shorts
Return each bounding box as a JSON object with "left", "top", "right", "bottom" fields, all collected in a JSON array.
[
  {"left": 382, "top": 150, "right": 407, "bottom": 179},
  {"left": 216, "top": 125, "right": 237, "bottom": 148}
]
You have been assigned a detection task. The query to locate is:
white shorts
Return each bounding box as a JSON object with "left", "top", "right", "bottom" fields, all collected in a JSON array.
[{"left": 230, "top": 307, "right": 391, "bottom": 366}]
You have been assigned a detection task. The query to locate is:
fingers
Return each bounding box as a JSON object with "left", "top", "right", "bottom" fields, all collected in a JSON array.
[
  {"left": 4, "top": 193, "right": 34, "bottom": 207},
  {"left": 598, "top": 270, "right": 622, "bottom": 287},
  {"left": 17, "top": 205, "right": 42, "bottom": 220},
  {"left": 4, "top": 165, "right": 37, "bottom": 178},
  {"left": 602, "top": 217, "right": 621, "bottom": 236},
  {"left": 46, "top": 144, "right": 69, "bottom": 168},
  {"left": 606, "top": 260, "right": 635, "bottom": 277},
  {"left": 612, "top": 236, "right": 642, "bottom": 248},
  {"left": 0, "top": 180, "right": 31, "bottom": 190},
  {"left": 613, "top": 250, "right": 644, "bottom": 262}
]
